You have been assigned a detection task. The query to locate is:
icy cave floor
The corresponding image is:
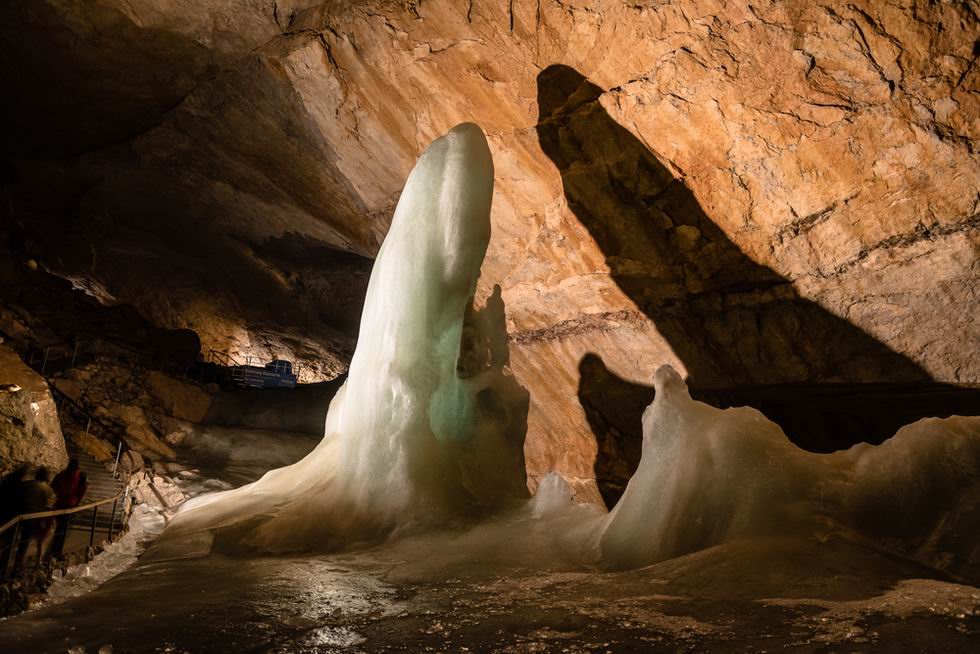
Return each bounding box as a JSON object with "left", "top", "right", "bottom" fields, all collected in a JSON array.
[
  {"left": 0, "top": 526, "right": 977, "bottom": 653},
  {"left": 1, "top": 408, "right": 978, "bottom": 653}
]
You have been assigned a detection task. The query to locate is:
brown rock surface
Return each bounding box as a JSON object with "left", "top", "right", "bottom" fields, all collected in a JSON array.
[
  {"left": 71, "top": 430, "right": 117, "bottom": 464},
  {"left": 97, "top": 404, "right": 177, "bottom": 461},
  {"left": 119, "top": 449, "right": 145, "bottom": 474},
  {"left": 50, "top": 361, "right": 213, "bottom": 465},
  {"left": 146, "top": 371, "right": 213, "bottom": 423},
  {"left": 0, "top": 344, "right": 68, "bottom": 476},
  {"left": 2, "top": 1, "right": 977, "bottom": 497},
  {"left": 129, "top": 470, "right": 185, "bottom": 510}
]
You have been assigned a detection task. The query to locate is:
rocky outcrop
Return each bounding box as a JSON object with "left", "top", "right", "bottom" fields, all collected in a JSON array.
[
  {"left": 129, "top": 470, "right": 185, "bottom": 510},
  {"left": 146, "top": 371, "right": 212, "bottom": 423},
  {"left": 2, "top": 1, "right": 977, "bottom": 498},
  {"left": 0, "top": 343, "right": 67, "bottom": 477},
  {"left": 51, "top": 361, "right": 213, "bottom": 465},
  {"left": 96, "top": 404, "right": 176, "bottom": 461}
]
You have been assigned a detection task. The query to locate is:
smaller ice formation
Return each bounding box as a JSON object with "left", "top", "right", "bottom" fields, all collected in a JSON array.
[
  {"left": 161, "top": 123, "right": 529, "bottom": 554},
  {"left": 595, "top": 365, "right": 980, "bottom": 577}
]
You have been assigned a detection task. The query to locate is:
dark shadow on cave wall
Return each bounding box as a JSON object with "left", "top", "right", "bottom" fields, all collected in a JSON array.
[
  {"left": 536, "top": 65, "right": 928, "bottom": 387},
  {"left": 534, "top": 65, "right": 979, "bottom": 506}
]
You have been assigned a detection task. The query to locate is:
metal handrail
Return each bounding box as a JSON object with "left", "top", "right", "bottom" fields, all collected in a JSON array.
[
  {"left": 207, "top": 347, "right": 243, "bottom": 367},
  {"left": 24, "top": 334, "right": 202, "bottom": 379},
  {"left": 26, "top": 335, "right": 164, "bottom": 363},
  {"left": 0, "top": 487, "right": 127, "bottom": 539},
  {"left": 0, "top": 486, "right": 130, "bottom": 580}
]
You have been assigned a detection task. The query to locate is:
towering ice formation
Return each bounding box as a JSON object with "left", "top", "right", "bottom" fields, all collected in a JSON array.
[
  {"left": 163, "top": 123, "right": 529, "bottom": 553},
  {"left": 597, "top": 365, "right": 980, "bottom": 576}
]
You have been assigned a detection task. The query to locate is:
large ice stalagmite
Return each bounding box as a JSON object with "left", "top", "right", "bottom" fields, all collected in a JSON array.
[
  {"left": 596, "top": 365, "right": 980, "bottom": 577},
  {"left": 161, "top": 123, "right": 529, "bottom": 553}
]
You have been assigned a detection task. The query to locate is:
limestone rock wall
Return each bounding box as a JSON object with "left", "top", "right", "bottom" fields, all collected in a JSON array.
[
  {"left": 0, "top": 344, "right": 68, "bottom": 477},
  {"left": 2, "top": 1, "right": 977, "bottom": 498}
]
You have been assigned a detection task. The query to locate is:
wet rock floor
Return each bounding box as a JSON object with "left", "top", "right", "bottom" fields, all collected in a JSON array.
[{"left": 0, "top": 534, "right": 976, "bottom": 653}]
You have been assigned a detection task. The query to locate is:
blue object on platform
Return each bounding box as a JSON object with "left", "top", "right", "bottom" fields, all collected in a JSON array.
[{"left": 231, "top": 359, "right": 297, "bottom": 389}]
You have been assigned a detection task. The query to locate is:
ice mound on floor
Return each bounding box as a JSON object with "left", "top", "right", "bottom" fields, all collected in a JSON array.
[
  {"left": 597, "top": 365, "right": 980, "bottom": 576},
  {"left": 160, "top": 123, "right": 529, "bottom": 553}
]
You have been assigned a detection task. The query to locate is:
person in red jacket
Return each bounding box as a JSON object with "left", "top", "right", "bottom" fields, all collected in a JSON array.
[{"left": 50, "top": 458, "right": 87, "bottom": 557}]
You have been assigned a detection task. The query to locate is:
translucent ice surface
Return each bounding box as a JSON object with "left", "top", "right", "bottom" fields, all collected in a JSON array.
[
  {"left": 597, "top": 365, "right": 980, "bottom": 576},
  {"left": 162, "top": 123, "right": 529, "bottom": 553}
]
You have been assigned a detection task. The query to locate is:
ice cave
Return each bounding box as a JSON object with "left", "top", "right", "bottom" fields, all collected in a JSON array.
[{"left": 1, "top": 2, "right": 979, "bottom": 652}]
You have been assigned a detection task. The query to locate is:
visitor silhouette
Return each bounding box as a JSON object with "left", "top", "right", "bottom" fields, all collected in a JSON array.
[
  {"left": 534, "top": 65, "right": 940, "bottom": 505},
  {"left": 51, "top": 458, "right": 88, "bottom": 557},
  {"left": 14, "top": 467, "right": 55, "bottom": 573}
]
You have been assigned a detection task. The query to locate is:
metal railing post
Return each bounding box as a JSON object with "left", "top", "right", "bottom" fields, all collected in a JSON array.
[
  {"left": 88, "top": 506, "right": 98, "bottom": 550},
  {"left": 0, "top": 532, "right": 9, "bottom": 581},
  {"left": 41, "top": 346, "right": 50, "bottom": 374},
  {"left": 3, "top": 522, "right": 22, "bottom": 579},
  {"left": 71, "top": 341, "right": 79, "bottom": 367},
  {"left": 108, "top": 499, "right": 118, "bottom": 542},
  {"left": 112, "top": 440, "right": 123, "bottom": 478},
  {"left": 58, "top": 513, "right": 73, "bottom": 558}
]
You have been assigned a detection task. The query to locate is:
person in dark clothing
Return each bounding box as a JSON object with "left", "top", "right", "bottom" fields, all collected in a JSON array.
[
  {"left": 50, "top": 459, "right": 87, "bottom": 556},
  {"left": 0, "top": 464, "right": 33, "bottom": 524},
  {"left": 14, "top": 467, "right": 55, "bottom": 573},
  {"left": 0, "top": 465, "right": 33, "bottom": 570}
]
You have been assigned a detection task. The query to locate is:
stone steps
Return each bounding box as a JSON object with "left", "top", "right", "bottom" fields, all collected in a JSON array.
[
  {"left": 66, "top": 444, "right": 121, "bottom": 499},
  {"left": 63, "top": 442, "right": 123, "bottom": 531}
]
